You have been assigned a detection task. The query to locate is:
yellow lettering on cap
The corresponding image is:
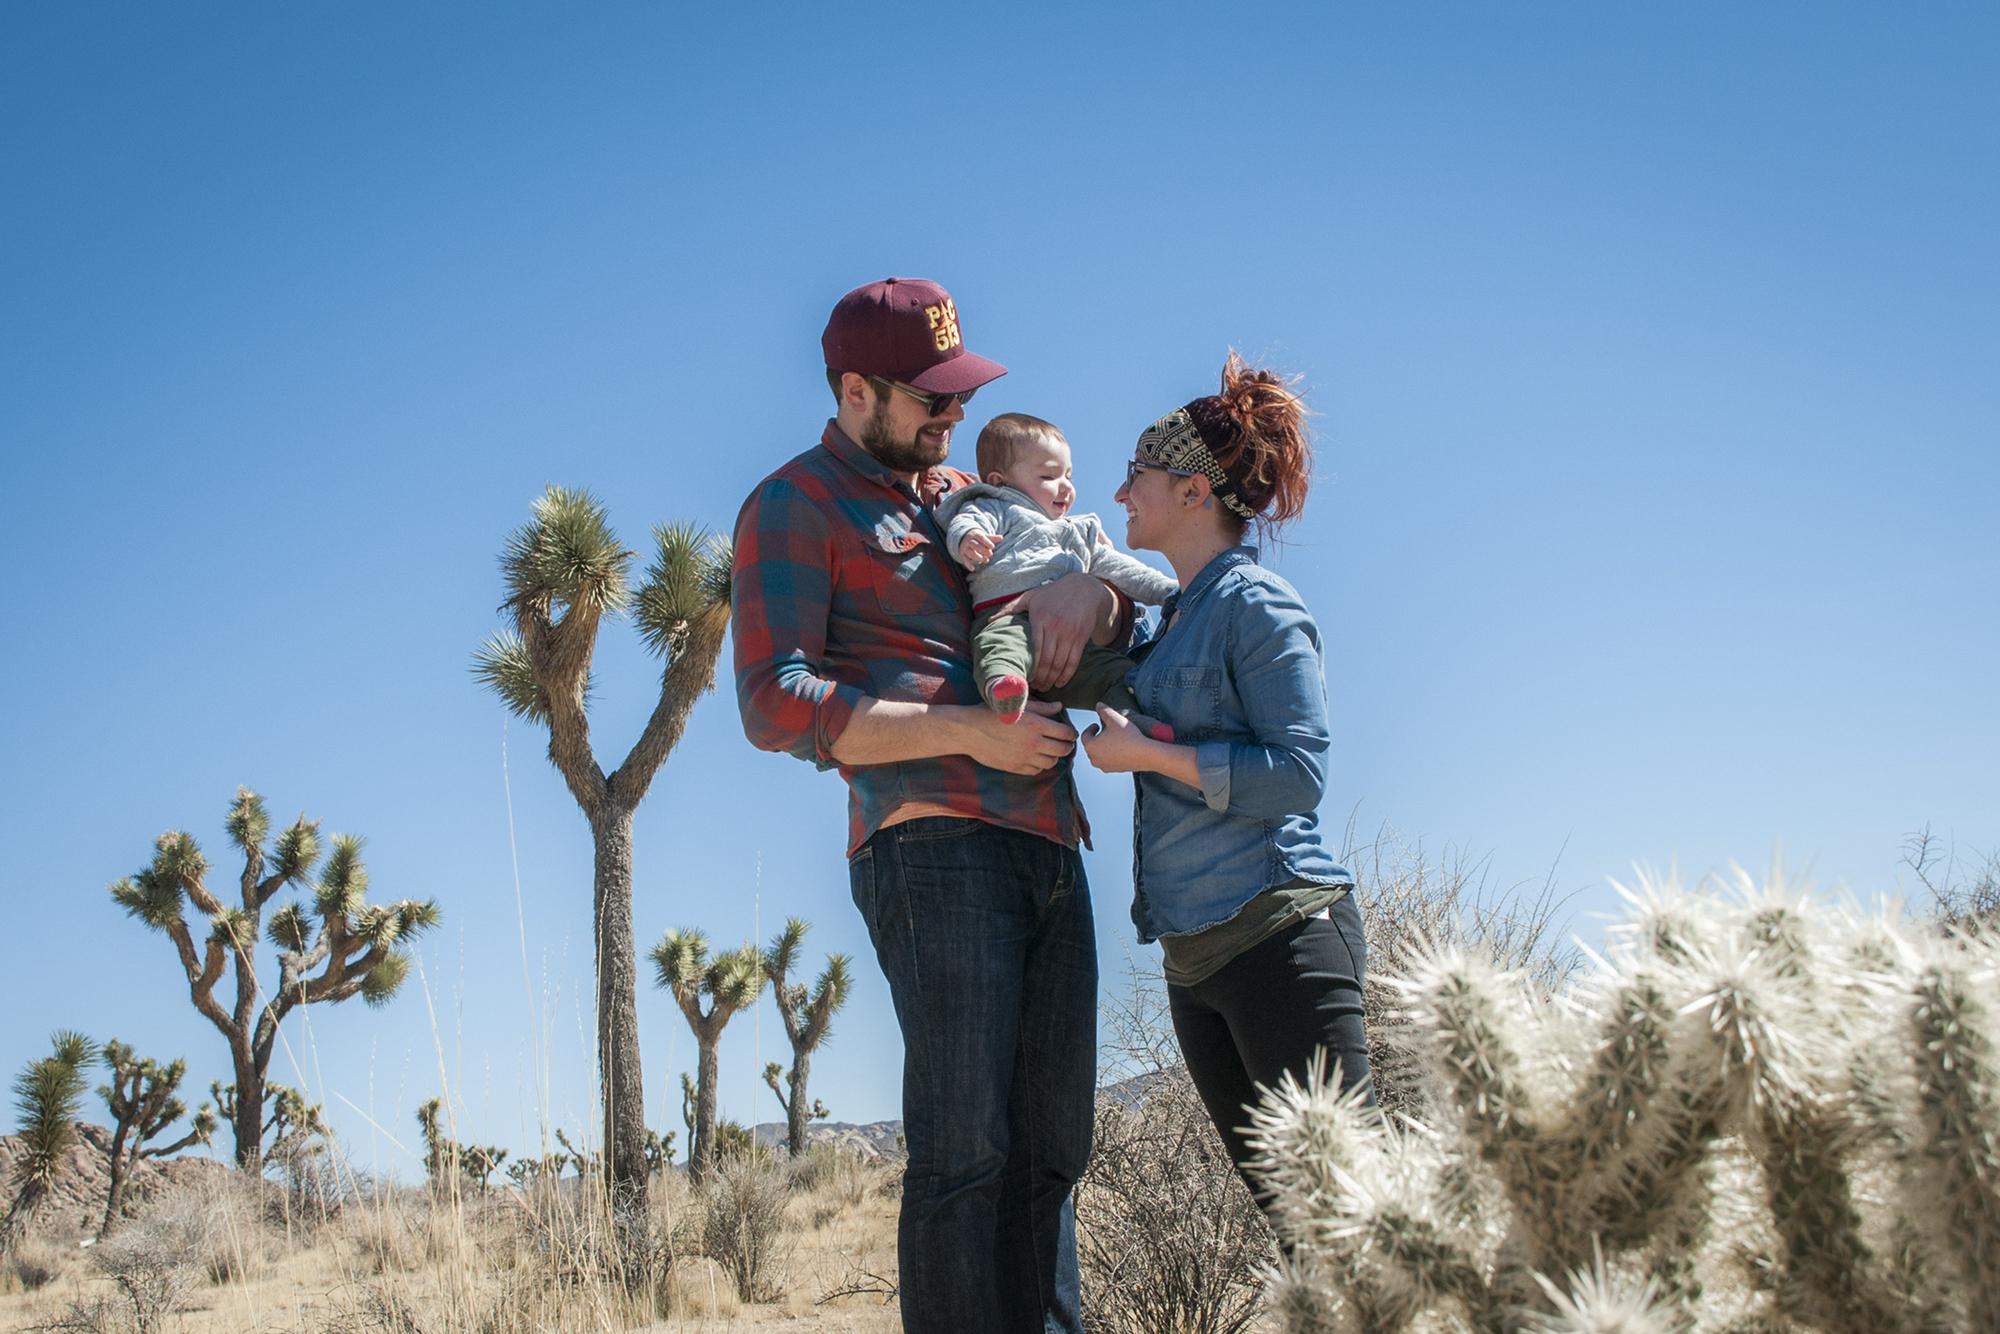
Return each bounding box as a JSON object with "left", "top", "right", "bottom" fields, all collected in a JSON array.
[{"left": 926, "top": 299, "right": 962, "bottom": 352}]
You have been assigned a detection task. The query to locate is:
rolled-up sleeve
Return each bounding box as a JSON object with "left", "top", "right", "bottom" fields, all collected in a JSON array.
[
  {"left": 730, "top": 478, "right": 862, "bottom": 769},
  {"left": 1195, "top": 583, "right": 1329, "bottom": 816}
]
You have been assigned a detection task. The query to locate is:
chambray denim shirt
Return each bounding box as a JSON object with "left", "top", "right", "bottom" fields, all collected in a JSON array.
[{"left": 1125, "top": 545, "right": 1352, "bottom": 942}]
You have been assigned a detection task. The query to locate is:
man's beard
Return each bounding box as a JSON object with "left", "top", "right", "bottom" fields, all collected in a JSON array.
[{"left": 857, "top": 397, "right": 949, "bottom": 473}]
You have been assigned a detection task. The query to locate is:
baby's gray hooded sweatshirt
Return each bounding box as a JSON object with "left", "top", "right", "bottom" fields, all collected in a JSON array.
[{"left": 934, "top": 482, "right": 1180, "bottom": 607}]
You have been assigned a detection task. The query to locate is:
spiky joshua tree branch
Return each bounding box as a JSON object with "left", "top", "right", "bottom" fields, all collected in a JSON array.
[{"left": 110, "top": 787, "right": 437, "bottom": 1170}]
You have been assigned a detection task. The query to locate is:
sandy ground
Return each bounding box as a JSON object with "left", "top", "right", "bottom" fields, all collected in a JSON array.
[{"left": 1, "top": 1178, "right": 906, "bottom": 1333}]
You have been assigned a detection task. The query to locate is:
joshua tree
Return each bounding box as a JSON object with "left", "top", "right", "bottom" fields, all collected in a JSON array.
[
  {"left": 110, "top": 788, "right": 438, "bottom": 1169},
  {"left": 760, "top": 917, "right": 851, "bottom": 1157},
  {"left": 1, "top": 1031, "right": 96, "bottom": 1255},
  {"left": 213, "top": 1080, "right": 326, "bottom": 1167},
  {"left": 681, "top": 1072, "right": 697, "bottom": 1147},
  {"left": 415, "top": 1098, "right": 450, "bottom": 1185},
  {"left": 651, "top": 928, "right": 765, "bottom": 1182},
  {"left": 416, "top": 1097, "right": 508, "bottom": 1193},
  {"left": 642, "top": 1127, "right": 676, "bottom": 1174},
  {"left": 473, "top": 488, "right": 732, "bottom": 1223},
  {"left": 96, "top": 1042, "right": 216, "bottom": 1237},
  {"left": 1246, "top": 870, "right": 2000, "bottom": 1332}
]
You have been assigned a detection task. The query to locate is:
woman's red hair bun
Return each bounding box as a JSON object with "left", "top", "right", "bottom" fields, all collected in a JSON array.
[{"left": 1210, "top": 351, "right": 1312, "bottom": 530}]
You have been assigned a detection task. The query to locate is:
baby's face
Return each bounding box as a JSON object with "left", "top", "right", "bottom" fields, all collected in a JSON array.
[{"left": 993, "top": 437, "right": 1076, "bottom": 520}]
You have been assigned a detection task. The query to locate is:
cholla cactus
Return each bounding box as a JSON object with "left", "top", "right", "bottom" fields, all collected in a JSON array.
[{"left": 1245, "top": 870, "right": 2000, "bottom": 1332}]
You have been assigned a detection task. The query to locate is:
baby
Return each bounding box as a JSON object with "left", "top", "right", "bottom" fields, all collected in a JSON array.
[{"left": 936, "top": 412, "right": 1178, "bottom": 737}]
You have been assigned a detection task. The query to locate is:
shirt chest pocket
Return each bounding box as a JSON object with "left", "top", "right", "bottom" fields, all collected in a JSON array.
[
  {"left": 853, "top": 538, "right": 958, "bottom": 621},
  {"left": 1147, "top": 664, "right": 1225, "bottom": 737}
]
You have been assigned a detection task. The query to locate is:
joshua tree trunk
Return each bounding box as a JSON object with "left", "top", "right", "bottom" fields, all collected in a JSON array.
[
  {"left": 230, "top": 1052, "right": 263, "bottom": 1170},
  {"left": 592, "top": 806, "right": 649, "bottom": 1203},
  {"left": 784, "top": 1052, "right": 811, "bottom": 1158},
  {"left": 101, "top": 1128, "right": 131, "bottom": 1236},
  {"left": 694, "top": 1034, "right": 721, "bottom": 1181}
]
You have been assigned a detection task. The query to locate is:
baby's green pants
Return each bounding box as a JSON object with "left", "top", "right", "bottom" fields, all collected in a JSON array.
[{"left": 971, "top": 607, "right": 1144, "bottom": 715}]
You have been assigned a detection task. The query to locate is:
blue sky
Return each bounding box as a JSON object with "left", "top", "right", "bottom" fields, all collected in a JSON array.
[{"left": 5, "top": 4, "right": 1995, "bottom": 1176}]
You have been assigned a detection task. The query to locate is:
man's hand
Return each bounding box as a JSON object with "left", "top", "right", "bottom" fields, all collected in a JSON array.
[
  {"left": 960, "top": 699, "right": 1077, "bottom": 775},
  {"left": 995, "top": 572, "right": 1118, "bottom": 690},
  {"left": 956, "top": 530, "right": 998, "bottom": 568}
]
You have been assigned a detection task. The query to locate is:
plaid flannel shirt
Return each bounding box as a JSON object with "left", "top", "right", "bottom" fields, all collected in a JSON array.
[{"left": 732, "top": 422, "right": 1090, "bottom": 856}]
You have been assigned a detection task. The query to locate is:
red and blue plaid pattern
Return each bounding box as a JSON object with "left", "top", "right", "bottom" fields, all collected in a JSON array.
[{"left": 731, "top": 423, "right": 1087, "bottom": 856}]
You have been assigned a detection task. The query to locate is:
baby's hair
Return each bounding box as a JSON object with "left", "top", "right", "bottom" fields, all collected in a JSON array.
[
  {"left": 1205, "top": 351, "right": 1312, "bottom": 532},
  {"left": 976, "top": 412, "right": 1068, "bottom": 480}
]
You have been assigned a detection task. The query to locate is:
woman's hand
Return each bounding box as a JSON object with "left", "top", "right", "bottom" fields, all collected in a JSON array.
[
  {"left": 1080, "top": 706, "right": 1157, "bottom": 774},
  {"left": 1083, "top": 706, "right": 1206, "bottom": 788}
]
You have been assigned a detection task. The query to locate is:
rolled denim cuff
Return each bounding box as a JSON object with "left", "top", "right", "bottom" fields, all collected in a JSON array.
[{"left": 1196, "top": 741, "right": 1233, "bottom": 813}]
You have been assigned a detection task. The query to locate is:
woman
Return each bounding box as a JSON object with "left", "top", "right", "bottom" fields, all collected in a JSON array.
[{"left": 1080, "top": 352, "right": 1370, "bottom": 1210}]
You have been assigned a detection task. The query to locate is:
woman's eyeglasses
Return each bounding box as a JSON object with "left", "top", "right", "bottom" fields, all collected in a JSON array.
[
  {"left": 872, "top": 377, "right": 978, "bottom": 418},
  {"left": 1124, "top": 459, "right": 1197, "bottom": 488}
]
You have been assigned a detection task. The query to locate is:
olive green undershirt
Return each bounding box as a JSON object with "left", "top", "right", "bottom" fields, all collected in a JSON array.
[{"left": 1158, "top": 881, "right": 1352, "bottom": 989}]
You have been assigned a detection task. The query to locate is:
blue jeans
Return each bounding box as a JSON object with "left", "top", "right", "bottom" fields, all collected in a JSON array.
[{"left": 849, "top": 816, "right": 1096, "bottom": 1334}]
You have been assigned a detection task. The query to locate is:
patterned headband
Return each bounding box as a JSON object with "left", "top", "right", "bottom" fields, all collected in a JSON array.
[{"left": 1133, "top": 406, "right": 1258, "bottom": 519}]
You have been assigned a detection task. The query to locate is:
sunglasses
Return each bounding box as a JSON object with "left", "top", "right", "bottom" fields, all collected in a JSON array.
[
  {"left": 1124, "top": 459, "right": 1197, "bottom": 488},
  {"left": 871, "top": 377, "right": 978, "bottom": 418}
]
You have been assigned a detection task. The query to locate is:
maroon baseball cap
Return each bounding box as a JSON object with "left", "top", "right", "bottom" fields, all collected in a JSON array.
[{"left": 821, "top": 277, "right": 1008, "bottom": 394}]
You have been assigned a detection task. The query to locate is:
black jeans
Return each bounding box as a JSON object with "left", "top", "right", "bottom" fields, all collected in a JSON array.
[{"left": 1167, "top": 892, "right": 1372, "bottom": 1215}]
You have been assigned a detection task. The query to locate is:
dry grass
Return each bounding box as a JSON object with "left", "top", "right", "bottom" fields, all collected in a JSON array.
[{"left": 0, "top": 1151, "right": 905, "bottom": 1332}]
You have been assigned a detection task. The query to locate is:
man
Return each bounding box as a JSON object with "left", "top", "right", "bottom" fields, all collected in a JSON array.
[{"left": 732, "top": 278, "right": 1123, "bottom": 1331}]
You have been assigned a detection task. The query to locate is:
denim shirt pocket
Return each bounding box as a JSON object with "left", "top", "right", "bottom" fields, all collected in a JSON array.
[{"left": 1148, "top": 664, "right": 1224, "bottom": 738}]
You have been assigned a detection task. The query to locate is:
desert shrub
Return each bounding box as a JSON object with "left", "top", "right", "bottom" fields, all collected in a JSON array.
[
  {"left": 91, "top": 1202, "right": 209, "bottom": 1333},
  {"left": 711, "top": 1117, "right": 760, "bottom": 1165},
  {"left": 3, "top": 1234, "right": 67, "bottom": 1291},
  {"left": 342, "top": 1194, "right": 427, "bottom": 1275},
  {"left": 1248, "top": 870, "right": 2000, "bottom": 1331},
  {"left": 1905, "top": 825, "right": 2000, "bottom": 940},
  {"left": 19, "top": 1294, "right": 119, "bottom": 1333},
  {"left": 697, "top": 1154, "right": 791, "bottom": 1302},
  {"left": 1078, "top": 965, "right": 1269, "bottom": 1334},
  {"left": 785, "top": 1142, "right": 874, "bottom": 1204},
  {"left": 267, "top": 1133, "right": 355, "bottom": 1234},
  {"left": 141, "top": 1170, "right": 279, "bottom": 1285},
  {"left": 511, "top": 1173, "right": 672, "bottom": 1295}
]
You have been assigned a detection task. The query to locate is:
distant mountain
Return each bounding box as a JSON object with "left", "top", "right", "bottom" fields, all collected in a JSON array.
[
  {"left": 745, "top": 1068, "right": 1179, "bottom": 1162},
  {"left": 749, "top": 1118, "right": 904, "bottom": 1160}
]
